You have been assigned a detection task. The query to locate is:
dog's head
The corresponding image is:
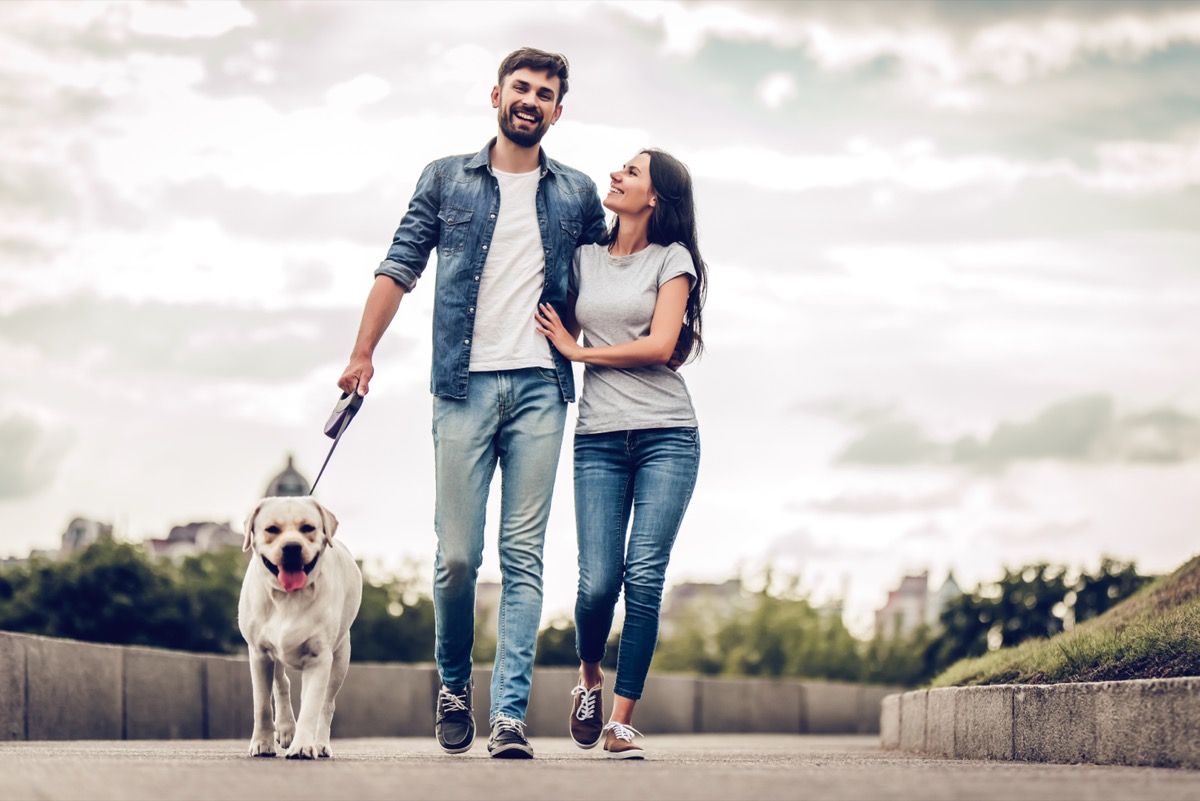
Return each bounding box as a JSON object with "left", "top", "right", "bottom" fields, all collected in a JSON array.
[{"left": 243, "top": 496, "right": 338, "bottom": 593}]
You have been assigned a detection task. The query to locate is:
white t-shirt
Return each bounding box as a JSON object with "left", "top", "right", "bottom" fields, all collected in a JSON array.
[{"left": 468, "top": 167, "right": 555, "bottom": 371}]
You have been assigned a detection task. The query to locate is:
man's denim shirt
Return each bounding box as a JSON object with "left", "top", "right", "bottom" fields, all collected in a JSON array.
[{"left": 375, "top": 139, "right": 607, "bottom": 402}]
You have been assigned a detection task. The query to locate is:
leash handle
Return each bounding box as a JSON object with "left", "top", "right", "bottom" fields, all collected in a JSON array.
[{"left": 310, "top": 392, "right": 364, "bottom": 495}]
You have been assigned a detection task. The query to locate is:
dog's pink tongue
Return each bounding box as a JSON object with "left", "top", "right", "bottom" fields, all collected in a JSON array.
[{"left": 279, "top": 570, "right": 308, "bottom": 592}]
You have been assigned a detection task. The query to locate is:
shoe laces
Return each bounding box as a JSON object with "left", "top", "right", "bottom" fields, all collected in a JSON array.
[
  {"left": 438, "top": 685, "right": 469, "bottom": 713},
  {"left": 603, "top": 721, "right": 642, "bottom": 742},
  {"left": 571, "top": 683, "right": 601, "bottom": 721},
  {"left": 492, "top": 715, "right": 526, "bottom": 737}
]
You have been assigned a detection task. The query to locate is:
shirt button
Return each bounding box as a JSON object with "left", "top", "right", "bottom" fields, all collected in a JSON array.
[
  {"left": 474, "top": 275, "right": 480, "bottom": 281},
  {"left": 469, "top": 307, "right": 475, "bottom": 313},
  {"left": 482, "top": 245, "right": 488, "bottom": 251},
  {"left": 489, "top": 214, "right": 496, "bottom": 220},
  {"left": 464, "top": 338, "right": 470, "bottom": 345}
]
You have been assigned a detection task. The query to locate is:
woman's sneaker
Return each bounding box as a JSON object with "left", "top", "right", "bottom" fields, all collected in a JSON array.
[
  {"left": 488, "top": 715, "right": 534, "bottom": 759},
  {"left": 569, "top": 681, "right": 604, "bottom": 748},
  {"left": 435, "top": 683, "right": 475, "bottom": 754},
  {"left": 601, "top": 721, "right": 645, "bottom": 760}
]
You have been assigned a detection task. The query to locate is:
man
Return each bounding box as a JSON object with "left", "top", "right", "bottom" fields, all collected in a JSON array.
[{"left": 337, "top": 48, "right": 605, "bottom": 759}]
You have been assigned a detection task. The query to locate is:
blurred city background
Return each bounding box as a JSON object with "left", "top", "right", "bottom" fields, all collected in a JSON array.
[{"left": 1, "top": 1, "right": 1198, "bottom": 687}]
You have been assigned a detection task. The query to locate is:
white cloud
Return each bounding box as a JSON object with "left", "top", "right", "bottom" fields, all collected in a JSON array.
[
  {"left": 0, "top": 218, "right": 379, "bottom": 309},
  {"left": 325, "top": 74, "right": 392, "bottom": 110},
  {"left": 609, "top": 0, "right": 780, "bottom": 56},
  {"left": 683, "top": 134, "right": 1200, "bottom": 196},
  {"left": 685, "top": 139, "right": 1042, "bottom": 194},
  {"left": 126, "top": 0, "right": 255, "bottom": 39},
  {"left": 968, "top": 12, "right": 1200, "bottom": 84},
  {"left": 0, "top": 408, "right": 74, "bottom": 499},
  {"left": 611, "top": 2, "right": 1200, "bottom": 90},
  {"left": 755, "top": 71, "right": 797, "bottom": 110},
  {"left": 1085, "top": 137, "right": 1200, "bottom": 193}
]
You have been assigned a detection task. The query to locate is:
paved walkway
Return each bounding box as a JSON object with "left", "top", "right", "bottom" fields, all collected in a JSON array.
[{"left": 2, "top": 736, "right": 1200, "bottom": 801}]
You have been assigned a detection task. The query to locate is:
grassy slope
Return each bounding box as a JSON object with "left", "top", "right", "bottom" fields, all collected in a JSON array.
[{"left": 932, "top": 555, "right": 1200, "bottom": 687}]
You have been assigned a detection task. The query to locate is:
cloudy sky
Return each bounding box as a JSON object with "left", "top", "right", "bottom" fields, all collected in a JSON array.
[{"left": 2, "top": 0, "right": 1198, "bottom": 634}]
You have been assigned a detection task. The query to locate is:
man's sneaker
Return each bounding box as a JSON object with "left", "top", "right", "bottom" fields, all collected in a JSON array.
[
  {"left": 487, "top": 715, "right": 534, "bottom": 759},
  {"left": 602, "top": 721, "right": 645, "bottom": 760},
  {"left": 569, "top": 681, "right": 604, "bottom": 748},
  {"left": 435, "top": 684, "right": 475, "bottom": 754}
]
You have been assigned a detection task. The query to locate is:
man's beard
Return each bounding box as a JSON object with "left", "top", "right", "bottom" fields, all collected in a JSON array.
[{"left": 498, "top": 105, "right": 549, "bottom": 148}]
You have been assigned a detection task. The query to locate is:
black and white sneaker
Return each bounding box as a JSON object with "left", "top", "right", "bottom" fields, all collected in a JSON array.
[
  {"left": 435, "top": 683, "right": 475, "bottom": 754},
  {"left": 487, "top": 715, "right": 534, "bottom": 759}
]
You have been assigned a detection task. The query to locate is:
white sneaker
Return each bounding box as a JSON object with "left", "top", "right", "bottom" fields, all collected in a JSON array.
[{"left": 601, "top": 721, "right": 645, "bottom": 760}]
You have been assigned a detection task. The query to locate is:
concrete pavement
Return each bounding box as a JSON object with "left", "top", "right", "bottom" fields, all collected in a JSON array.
[{"left": 3, "top": 736, "right": 1200, "bottom": 801}]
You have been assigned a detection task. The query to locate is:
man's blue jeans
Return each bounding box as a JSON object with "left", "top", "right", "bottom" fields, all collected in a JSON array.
[
  {"left": 573, "top": 427, "right": 700, "bottom": 700},
  {"left": 432, "top": 368, "right": 567, "bottom": 723}
]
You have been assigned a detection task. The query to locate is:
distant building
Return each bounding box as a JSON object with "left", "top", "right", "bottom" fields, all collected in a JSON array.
[
  {"left": 927, "top": 571, "right": 962, "bottom": 627},
  {"left": 660, "top": 578, "right": 746, "bottom": 636},
  {"left": 60, "top": 517, "right": 113, "bottom": 557},
  {"left": 818, "top": 574, "right": 851, "bottom": 623},
  {"left": 145, "top": 454, "right": 312, "bottom": 561},
  {"left": 1, "top": 517, "right": 113, "bottom": 569},
  {"left": 144, "top": 521, "right": 242, "bottom": 561},
  {"left": 874, "top": 571, "right": 962, "bottom": 639},
  {"left": 264, "top": 453, "right": 311, "bottom": 497},
  {"left": 4, "top": 455, "right": 311, "bottom": 569}
]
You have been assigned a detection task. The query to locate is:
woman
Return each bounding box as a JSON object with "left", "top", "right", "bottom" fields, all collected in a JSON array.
[{"left": 534, "top": 148, "right": 707, "bottom": 759}]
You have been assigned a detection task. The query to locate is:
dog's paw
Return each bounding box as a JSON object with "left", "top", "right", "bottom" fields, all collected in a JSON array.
[
  {"left": 275, "top": 722, "right": 296, "bottom": 750},
  {"left": 248, "top": 734, "right": 276, "bottom": 758},
  {"left": 285, "top": 738, "right": 317, "bottom": 760},
  {"left": 317, "top": 742, "right": 332, "bottom": 759}
]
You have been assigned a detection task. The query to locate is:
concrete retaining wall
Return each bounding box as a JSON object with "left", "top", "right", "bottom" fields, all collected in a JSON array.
[
  {"left": 0, "top": 631, "right": 902, "bottom": 741},
  {"left": 880, "top": 678, "right": 1200, "bottom": 768}
]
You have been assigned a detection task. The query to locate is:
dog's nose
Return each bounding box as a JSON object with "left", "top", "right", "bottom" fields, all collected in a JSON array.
[{"left": 281, "top": 543, "right": 304, "bottom": 570}]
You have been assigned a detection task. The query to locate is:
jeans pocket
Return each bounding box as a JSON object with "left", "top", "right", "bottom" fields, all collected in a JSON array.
[{"left": 533, "top": 367, "right": 560, "bottom": 385}]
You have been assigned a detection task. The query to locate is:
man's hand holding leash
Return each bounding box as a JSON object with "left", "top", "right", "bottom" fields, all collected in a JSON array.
[{"left": 338, "top": 274, "right": 407, "bottom": 397}]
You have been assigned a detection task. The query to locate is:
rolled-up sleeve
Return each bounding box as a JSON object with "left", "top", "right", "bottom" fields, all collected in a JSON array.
[{"left": 374, "top": 161, "right": 440, "bottom": 292}]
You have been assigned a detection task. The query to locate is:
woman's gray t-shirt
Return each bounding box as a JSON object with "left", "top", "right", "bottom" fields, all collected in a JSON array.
[{"left": 570, "top": 242, "right": 699, "bottom": 435}]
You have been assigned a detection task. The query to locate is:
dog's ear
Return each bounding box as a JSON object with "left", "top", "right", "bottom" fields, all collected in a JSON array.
[
  {"left": 243, "top": 498, "right": 266, "bottom": 553},
  {"left": 313, "top": 498, "right": 338, "bottom": 544}
]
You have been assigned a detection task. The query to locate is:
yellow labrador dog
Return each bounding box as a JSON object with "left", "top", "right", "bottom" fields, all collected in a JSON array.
[{"left": 238, "top": 496, "right": 362, "bottom": 759}]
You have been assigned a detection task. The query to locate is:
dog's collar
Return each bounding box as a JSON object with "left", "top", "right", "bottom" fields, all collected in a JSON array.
[{"left": 261, "top": 552, "right": 320, "bottom": 577}]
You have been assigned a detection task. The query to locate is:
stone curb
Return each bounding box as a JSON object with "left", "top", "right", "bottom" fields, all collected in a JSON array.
[
  {"left": 0, "top": 631, "right": 902, "bottom": 740},
  {"left": 880, "top": 678, "right": 1200, "bottom": 768}
]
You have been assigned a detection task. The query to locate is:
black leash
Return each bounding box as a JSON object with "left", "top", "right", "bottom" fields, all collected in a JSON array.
[{"left": 309, "top": 391, "right": 364, "bottom": 495}]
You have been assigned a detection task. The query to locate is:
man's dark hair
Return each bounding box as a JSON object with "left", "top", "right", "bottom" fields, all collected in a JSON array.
[{"left": 497, "top": 47, "right": 570, "bottom": 103}]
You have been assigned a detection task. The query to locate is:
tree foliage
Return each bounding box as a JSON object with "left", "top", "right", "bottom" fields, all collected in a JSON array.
[
  {"left": 0, "top": 540, "right": 244, "bottom": 653},
  {"left": 930, "top": 558, "right": 1152, "bottom": 678},
  {"left": 654, "top": 580, "right": 928, "bottom": 684},
  {"left": 350, "top": 570, "right": 435, "bottom": 663},
  {"left": 0, "top": 540, "right": 436, "bottom": 662},
  {"left": 650, "top": 559, "right": 1151, "bottom": 687},
  {"left": 0, "top": 542, "right": 1151, "bottom": 685}
]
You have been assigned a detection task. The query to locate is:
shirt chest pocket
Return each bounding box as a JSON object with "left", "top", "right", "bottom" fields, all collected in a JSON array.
[
  {"left": 437, "top": 207, "right": 474, "bottom": 255},
  {"left": 559, "top": 218, "right": 581, "bottom": 244},
  {"left": 558, "top": 217, "right": 581, "bottom": 263}
]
